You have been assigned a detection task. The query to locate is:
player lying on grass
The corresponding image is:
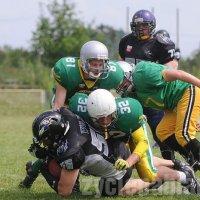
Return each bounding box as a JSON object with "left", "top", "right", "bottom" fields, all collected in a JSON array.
[{"left": 20, "top": 107, "right": 132, "bottom": 197}]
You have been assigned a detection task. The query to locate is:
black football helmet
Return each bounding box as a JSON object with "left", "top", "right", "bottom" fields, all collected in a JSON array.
[
  {"left": 32, "top": 110, "right": 69, "bottom": 147},
  {"left": 130, "top": 10, "right": 156, "bottom": 40}
]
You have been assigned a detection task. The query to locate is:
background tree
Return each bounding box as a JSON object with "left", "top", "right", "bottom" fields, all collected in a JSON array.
[
  {"left": 96, "top": 24, "right": 125, "bottom": 59},
  {"left": 1, "top": 0, "right": 200, "bottom": 90},
  {"left": 31, "top": 0, "right": 125, "bottom": 67},
  {"left": 32, "top": 0, "right": 92, "bottom": 66},
  {"left": 180, "top": 49, "right": 200, "bottom": 77}
]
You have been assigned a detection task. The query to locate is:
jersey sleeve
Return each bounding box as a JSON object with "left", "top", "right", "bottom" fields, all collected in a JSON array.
[
  {"left": 155, "top": 34, "right": 176, "bottom": 64},
  {"left": 52, "top": 58, "right": 68, "bottom": 87},
  {"left": 105, "top": 61, "right": 124, "bottom": 90},
  {"left": 129, "top": 126, "right": 148, "bottom": 158},
  {"left": 116, "top": 97, "right": 149, "bottom": 158}
]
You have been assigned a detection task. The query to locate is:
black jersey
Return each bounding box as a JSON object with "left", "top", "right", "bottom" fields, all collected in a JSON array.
[
  {"left": 53, "top": 108, "right": 130, "bottom": 179},
  {"left": 119, "top": 33, "right": 175, "bottom": 65}
]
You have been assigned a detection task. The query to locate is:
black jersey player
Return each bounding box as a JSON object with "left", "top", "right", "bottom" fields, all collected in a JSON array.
[{"left": 119, "top": 10, "right": 178, "bottom": 160}]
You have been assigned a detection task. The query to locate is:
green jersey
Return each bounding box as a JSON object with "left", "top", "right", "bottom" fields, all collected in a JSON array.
[
  {"left": 52, "top": 57, "right": 124, "bottom": 99},
  {"left": 68, "top": 93, "right": 144, "bottom": 138},
  {"left": 132, "top": 61, "right": 190, "bottom": 110}
]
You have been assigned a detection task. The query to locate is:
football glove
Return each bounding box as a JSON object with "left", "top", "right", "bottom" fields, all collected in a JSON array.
[
  {"left": 28, "top": 143, "right": 47, "bottom": 159},
  {"left": 115, "top": 158, "right": 130, "bottom": 170}
]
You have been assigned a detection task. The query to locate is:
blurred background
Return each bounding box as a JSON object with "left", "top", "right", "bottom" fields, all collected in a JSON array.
[{"left": 0, "top": 0, "right": 200, "bottom": 101}]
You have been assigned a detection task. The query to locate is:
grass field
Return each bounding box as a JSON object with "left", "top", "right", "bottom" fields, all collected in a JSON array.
[{"left": 0, "top": 93, "right": 200, "bottom": 200}]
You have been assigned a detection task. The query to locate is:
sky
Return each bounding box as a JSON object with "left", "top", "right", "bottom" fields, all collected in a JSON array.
[{"left": 0, "top": 0, "right": 200, "bottom": 58}]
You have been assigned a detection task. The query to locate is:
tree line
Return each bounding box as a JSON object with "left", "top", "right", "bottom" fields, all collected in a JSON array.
[{"left": 0, "top": 0, "right": 199, "bottom": 90}]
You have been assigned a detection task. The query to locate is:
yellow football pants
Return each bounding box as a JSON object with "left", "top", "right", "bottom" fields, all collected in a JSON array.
[{"left": 156, "top": 86, "right": 200, "bottom": 147}]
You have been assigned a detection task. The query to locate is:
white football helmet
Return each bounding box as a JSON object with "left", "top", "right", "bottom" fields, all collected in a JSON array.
[
  {"left": 80, "top": 41, "right": 109, "bottom": 79},
  {"left": 87, "top": 89, "right": 116, "bottom": 120}
]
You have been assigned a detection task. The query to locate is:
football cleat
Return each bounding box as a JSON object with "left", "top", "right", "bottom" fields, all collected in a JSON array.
[
  {"left": 181, "top": 164, "right": 200, "bottom": 194},
  {"left": 173, "top": 159, "right": 200, "bottom": 194}
]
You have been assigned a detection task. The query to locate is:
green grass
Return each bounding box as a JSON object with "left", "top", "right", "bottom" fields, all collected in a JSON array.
[{"left": 0, "top": 99, "right": 200, "bottom": 200}]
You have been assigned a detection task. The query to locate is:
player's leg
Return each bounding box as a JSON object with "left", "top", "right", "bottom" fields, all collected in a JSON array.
[
  {"left": 175, "top": 86, "right": 200, "bottom": 170},
  {"left": 119, "top": 178, "right": 151, "bottom": 196},
  {"left": 143, "top": 107, "right": 164, "bottom": 145},
  {"left": 135, "top": 147, "right": 200, "bottom": 194},
  {"left": 156, "top": 110, "right": 181, "bottom": 160},
  {"left": 99, "top": 168, "right": 132, "bottom": 196},
  {"left": 19, "top": 159, "right": 43, "bottom": 188}
]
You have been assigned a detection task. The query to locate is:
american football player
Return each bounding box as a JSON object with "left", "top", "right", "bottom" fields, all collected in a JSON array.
[
  {"left": 52, "top": 40, "right": 125, "bottom": 109},
  {"left": 132, "top": 60, "right": 200, "bottom": 171},
  {"left": 20, "top": 108, "right": 132, "bottom": 197}
]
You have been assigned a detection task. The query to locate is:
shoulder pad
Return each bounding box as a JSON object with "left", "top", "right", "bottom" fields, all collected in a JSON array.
[{"left": 155, "top": 34, "right": 174, "bottom": 45}]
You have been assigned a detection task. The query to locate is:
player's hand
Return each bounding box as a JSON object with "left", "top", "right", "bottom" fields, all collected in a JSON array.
[
  {"left": 115, "top": 158, "right": 130, "bottom": 170},
  {"left": 28, "top": 143, "right": 47, "bottom": 159}
]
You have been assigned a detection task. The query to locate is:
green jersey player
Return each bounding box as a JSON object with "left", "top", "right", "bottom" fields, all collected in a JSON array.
[
  {"left": 51, "top": 40, "right": 124, "bottom": 108},
  {"left": 132, "top": 60, "right": 200, "bottom": 170}
]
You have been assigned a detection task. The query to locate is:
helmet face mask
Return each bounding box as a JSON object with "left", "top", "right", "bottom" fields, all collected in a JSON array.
[
  {"left": 130, "top": 10, "right": 156, "bottom": 40},
  {"left": 80, "top": 41, "right": 110, "bottom": 79},
  {"left": 91, "top": 112, "right": 117, "bottom": 128},
  {"left": 85, "top": 58, "right": 109, "bottom": 79}
]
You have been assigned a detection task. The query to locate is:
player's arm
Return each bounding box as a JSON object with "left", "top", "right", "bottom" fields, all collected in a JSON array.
[
  {"left": 58, "top": 168, "right": 79, "bottom": 197},
  {"left": 53, "top": 83, "right": 67, "bottom": 109},
  {"left": 115, "top": 125, "right": 149, "bottom": 170},
  {"left": 52, "top": 60, "right": 68, "bottom": 109},
  {"left": 57, "top": 147, "right": 85, "bottom": 197},
  {"left": 164, "top": 59, "right": 178, "bottom": 69},
  {"left": 162, "top": 69, "right": 200, "bottom": 87},
  {"left": 126, "top": 126, "right": 149, "bottom": 167}
]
